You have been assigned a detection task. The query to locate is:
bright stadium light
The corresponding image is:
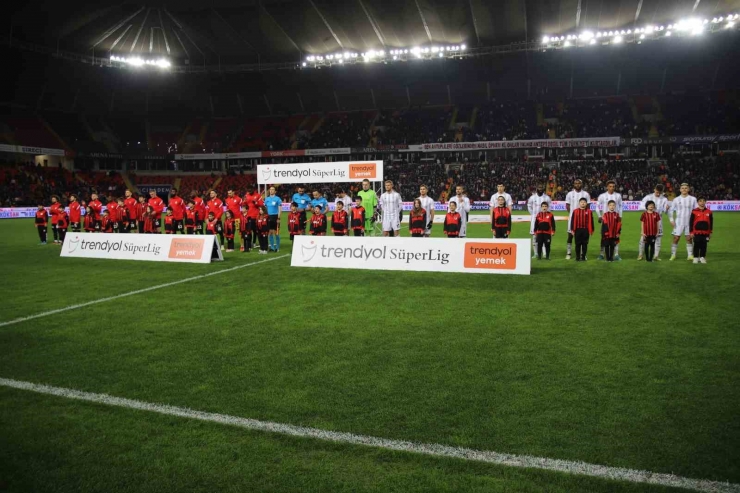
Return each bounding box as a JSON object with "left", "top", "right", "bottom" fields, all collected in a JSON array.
[
  {"left": 302, "top": 62, "right": 307, "bottom": 67},
  {"left": 438, "top": 52, "right": 443, "bottom": 57},
  {"left": 727, "top": 21, "right": 735, "bottom": 28},
  {"left": 645, "top": 25, "right": 655, "bottom": 33},
  {"left": 338, "top": 59, "right": 344, "bottom": 64},
  {"left": 665, "top": 30, "right": 672, "bottom": 36},
  {"left": 589, "top": 38, "right": 596, "bottom": 45},
  {"left": 461, "top": 44, "right": 466, "bottom": 50},
  {"left": 564, "top": 40, "right": 571, "bottom": 47},
  {"left": 542, "top": 36, "right": 550, "bottom": 43},
  {"left": 581, "top": 31, "right": 594, "bottom": 40},
  {"left": 640, "top": 33, "right": 645, "bottom": 39},
  {"left": 613, "top": 35, "right": 623, "bottom": 43},
  {"left": 393, "top": 55, "right": 397, "bottom": 60}
]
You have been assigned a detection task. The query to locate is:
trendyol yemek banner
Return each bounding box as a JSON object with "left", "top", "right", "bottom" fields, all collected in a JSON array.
[
  {"left": 292, "top": 236, "right": 531, "bottom": 275},
  {"left": 60, "top": 233, "right": 221, "bottom": 263},
  {"left": 257, "top": 161, "right": 383, "bottom": 185},
  {"left": 421, "top": 137, "right": 621, "bottom": 152}
]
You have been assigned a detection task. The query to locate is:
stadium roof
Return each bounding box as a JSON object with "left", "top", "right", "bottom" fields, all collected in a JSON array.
[{"left": 9, "top": 0, "right": 740, "bottom": 67}]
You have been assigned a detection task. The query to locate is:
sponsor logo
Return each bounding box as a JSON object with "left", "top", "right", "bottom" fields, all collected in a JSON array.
[
  {"left": 67, "top": 235, "right": 81, "bottom": 253},
  {"left": 261, "top": 167, "right": 271, "bottom": 182},
  {"left": 301, "top": 241, "right": 318, "bottom": 262},
  {"left": 349, "top": 163, "right": 377, "bottom": 179},
  {"left": 464, "top": 242, "right": 517, "bottom": 270},
  {"left": 168, "top": 238, "right": 205, "bottom": 259}
]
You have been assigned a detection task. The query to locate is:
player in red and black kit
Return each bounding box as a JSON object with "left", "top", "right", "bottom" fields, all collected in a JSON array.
[
  {"left": 185, "top": 200, "right": 197, "bottom": 234},
  {"left": 164, "top": 210, "right": 175, "bottom": 234},
  {"left": 191, "top": 190, "right": 207, "bottom": 234},
  {"left": 168, "top": 188, "right": 186, "bottom": 234},
  {"left": 225, "top": 189, "right": 243, "bottom": 237},
  {"left": 409, "top": 199, "right": 427, "bottom": 238},
  {"left": 256, "top": 206, "right": 270, "bottom": 253},
  {"left": 123, "top": 190, "right": 137, "bottom": 232},
  {"left": 640, "top": 200, "right": 661, "bottom": 262},
  {"left": 310, "top": 205, "right": 327, "bottom": 236},
  {"left": 224, "top": 211, "right": 236, "bottom": 251},
  {"left": 443, "top": 201, "right": 461, "bottom": 238},
  {"left": 113, "top": 197, "right": 126, "bottom": 233},
  {"left": 689, "top": 197, "right": 713, "bottom": 263},
  {"left": 601, "top": 200, "right": 622, "bottom": 262},
  {"left": 100, "top": 210, "right": 113, "bottom": 233},
  {"left": 287, "top": 203, "right": 303, "bottom": 241},
  {"left": 106, "top": 196, "right": 120, "bottom": 232},
  {"left": 569, "top": 197, "right": 594, "bottom": 261},
  {"left": 491, "top": 196, "right": 512, "bottom": 238},
  {"left": 83, "top": 206, "right": 97, "bottom": 232},
  {"left": 207, "top": 190, "right": 225, "bottom": 248},
  {"left": 88, "top": 193, "right": 103, "bottom": 230},
  {"left": 56, "top": 209, "right": 69, "bottom": 244},
  {"left": 238, "top": 204, "right": 252, "bottom": 252},
  {"left": 143, "top": 206, "right": 160, "bottom": 234},
  {"left": 135, "top": 195, "right": 147, "bottom": 233},
  {"left": 244, "top": 186, "right": 264, "bottom": 246},
  {"left": 68, "top": 194, "right": 82, "bottom": 232},
  {"left": 35, "top": 204, "right": 48, "bottom": 244},
  {"left": 351, "top": 197, "right": 366, "bottom": 237},
  {"left": 147, "top": 189, "right": 165, "bottom": 223},
  {"left": 331, "top": 201, "right": 349, "bottom": 236},
  {"left": 49, "top": 195, "right": 62, "bottom": 244},
  {"left": 534, "top": 202, "right": 556, "bottom": 260}
]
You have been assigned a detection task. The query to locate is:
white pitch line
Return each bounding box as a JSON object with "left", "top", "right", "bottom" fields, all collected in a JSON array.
[
  {"left": 0, "top": 377, "right": 737, "bottom": 493},
  {"left": 0, "top": 254, "right": 289, "bottom": 328}
]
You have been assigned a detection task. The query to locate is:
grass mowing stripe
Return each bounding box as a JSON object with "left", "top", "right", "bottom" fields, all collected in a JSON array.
[
  {"left": 1, "top": 377, "right": 737, "bottom": 493},
  {"left": 0, "top": 254, "right": 289, "bottom": 327}
]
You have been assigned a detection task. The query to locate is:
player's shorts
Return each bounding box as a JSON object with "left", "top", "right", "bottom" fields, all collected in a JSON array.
[
  {"left": 672, "top": 221, "right": 690, "bottom": 236},
  {"left": 268, "top": 215, "right": 279, "bottom": 230},
  {"left": 529, "top": 216, "right": 537, "bottom": 236},
  {"left": 70, "top": 222, "right": 81, "bottom": 231},
  {"left": 382, "top": 216, "right": 400, "bottom": 232}
]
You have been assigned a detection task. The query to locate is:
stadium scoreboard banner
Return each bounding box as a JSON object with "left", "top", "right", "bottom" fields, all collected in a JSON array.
[
  {"left": 60, "top": 233, "right": 223, "bottom": 263},
  {"left": 291, "top": 236, "right": 531, "bottom": 275},
  {"left": 257, "top": 161, "right": 383, "bottom": 185}
]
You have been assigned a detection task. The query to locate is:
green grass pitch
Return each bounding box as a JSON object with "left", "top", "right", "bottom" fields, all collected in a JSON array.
[{"left": 0, "top": 212, "right": 738, "bottom": 493}]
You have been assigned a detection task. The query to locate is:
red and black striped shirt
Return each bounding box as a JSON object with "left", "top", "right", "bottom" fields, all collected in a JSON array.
[
  {"left": 601, "top": 211, "right": 621, "bottom": 239},
  {"left": 569, "top": 208, "right": 594, "bottom": 234},
  {"left": 492, "top": 206, "right": 511, "bottom": 233},
  {"left": 534, "top": 211, "right": 556, "bottom": 235},
  {"left": 640, "top": 211, "right": 661, "bottom": 237}
]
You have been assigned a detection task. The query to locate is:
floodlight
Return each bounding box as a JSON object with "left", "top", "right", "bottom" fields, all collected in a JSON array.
[
  {"left": 665, "top": 31, "right": 672, "bottom": 36},
  {"left": 645, "top": 25, "right": 654, "bottom": 33},
  {"left": 393, "top": 55, "right": 398, "bottom": 60},
  {"left": 613, "top": 35, "right": 623, "bottom": 43},
  {"left": 302, "top": 62, "right": 307, "bottom": 67},
  {"left": 727, "top": 21, "right": 735, "bottom": 28},
  {"left": 718, "top": 17, "right": 724, "bottom": 21},
  {"left": 338, "top": 59, "right": 344, "bottom": 64},
  {"left": 379, "top": 50, "right": 385, "bottom": 56},
  {"left": 639, "top": 34, "right": 645, "bottom": 39},
  {"left": 582, "top": 31, "right": 594, "bottom": 40},
  {"left": 542, "top": 36, "right": 550, "bottom": 43},
  {"left": 344, "top": 52, "right": 351, "bottom": 58},
  {"left": 461, "top": 44, "right": 466, "bottom": 50},
  {"left": 438, "top": 52, "right": 443, "bottom": 57},
  {"left": 589, "top": 38, "right": 596, "bottom": 45},
  {"left": 564, "top": 40, "right": 571, "bottom": 47}
]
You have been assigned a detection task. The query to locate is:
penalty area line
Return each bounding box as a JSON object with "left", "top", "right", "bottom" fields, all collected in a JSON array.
[
  {"left": 0, "top": 377, "right": 737, "bottom": 493},
  {"left": 0, "top": 254, "right": 290, "bottom": 328}
]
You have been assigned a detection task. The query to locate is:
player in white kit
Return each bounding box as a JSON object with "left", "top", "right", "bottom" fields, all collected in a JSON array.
[
  {"left": 448, "top": 185, "right": 471, "bottom": 238},
  {"left": 379, "top": 180, "right": 403, "bottom": 237},
  {"left": 669, "top": 183, "right": 698, "bottom": 261},
  {"left": 418, "top": 185, "right": 435, "bottom": 237},
  {"left": 637, "top": 184, "right": 669, "bottom": 261},
  {"left": 527, "top": 184, "right": 551, "bottom": 257},
  {"left": 565, "top": 179, "right": 591, "bottom": 260},
  {"left": 597, "top": 180, "right": 624, "bottom": 261},
  {"left": 490, "top": 184, "right": 513, "bottom": 211}
]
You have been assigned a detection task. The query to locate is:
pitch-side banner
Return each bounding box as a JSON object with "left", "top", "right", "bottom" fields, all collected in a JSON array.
[
  {"left": 421, "top": 137, "right": 620, "bottom": 152},
  {"left": 291, "top": 236, "right": 531, "bottom": 275},
  {"left": 60, "top": 233, "right": 220, "bottom": 263},
  {"left": 257, "top": 161, "right": 383, "bottom": 185}
]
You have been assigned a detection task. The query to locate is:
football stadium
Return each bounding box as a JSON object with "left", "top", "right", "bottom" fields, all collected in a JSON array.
[{"left": 1, "top": 0, "right": 740, "bottom": 491}]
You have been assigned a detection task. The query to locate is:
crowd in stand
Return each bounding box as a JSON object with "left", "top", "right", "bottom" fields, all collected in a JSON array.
[{"left": 3, "top": 153, "right": 737, "bottom": 209}]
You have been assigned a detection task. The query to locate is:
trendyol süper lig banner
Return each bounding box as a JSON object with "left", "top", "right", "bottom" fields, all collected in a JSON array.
[
  {"left": 60, "top": 233, "right": 221, "bottom": 263},
  {"left": 257, "top": 161, "right": 383, "bottom": 185},
  {"left": 292, "top": 235, "right": 531, "bottom": 275}
]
